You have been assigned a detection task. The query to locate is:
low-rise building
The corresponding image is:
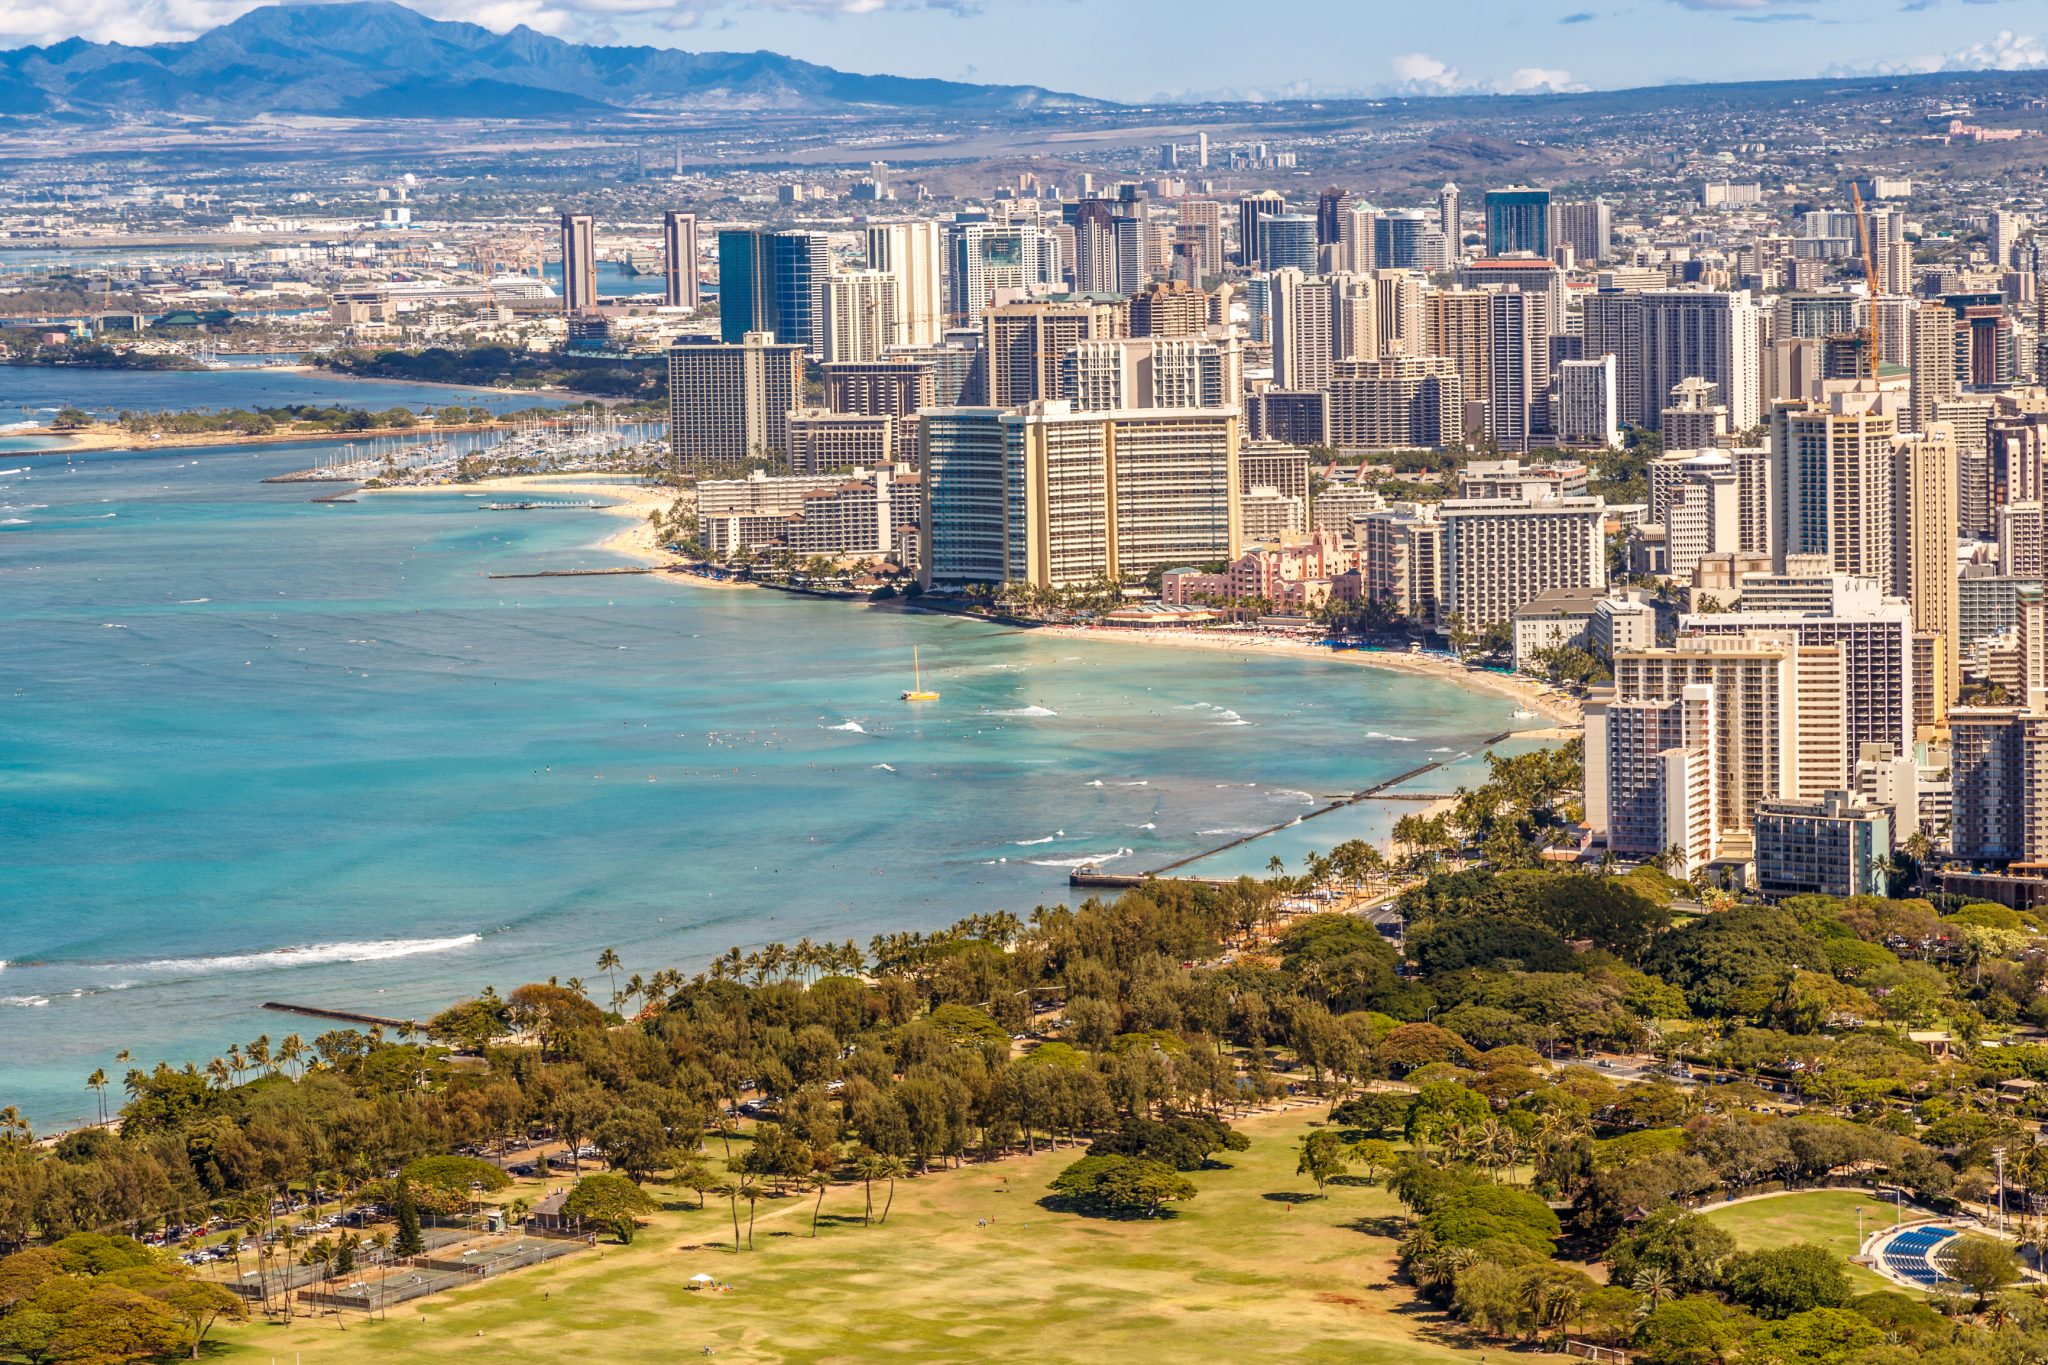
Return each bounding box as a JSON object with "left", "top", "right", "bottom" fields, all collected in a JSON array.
[{"left": 1753, "top": 789, "right": 1893, "bottom": 898}]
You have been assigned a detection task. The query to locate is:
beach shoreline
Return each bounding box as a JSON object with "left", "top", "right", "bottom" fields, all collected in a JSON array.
[{"left": 362, "top": 471, "right": 682, "bottom": 565}]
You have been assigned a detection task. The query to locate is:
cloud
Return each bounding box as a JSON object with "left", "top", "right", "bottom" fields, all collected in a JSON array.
[
  {"left": 1503, "top": 66, "right": 1590, "bottom": 93},
  {"left": 1388, "top": 52, "right": 1465, "bottom": 92},
  {"left": 1825, "top": 27, "right": 2048, "bottom": 75},
  {"left": 1559, "top": 9, "right": 1596, "bottom": 21}
]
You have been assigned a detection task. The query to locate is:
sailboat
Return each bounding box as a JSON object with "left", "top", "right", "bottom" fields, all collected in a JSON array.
[{"left": 902, "top": 646, "right": 940, "bottom": 702}]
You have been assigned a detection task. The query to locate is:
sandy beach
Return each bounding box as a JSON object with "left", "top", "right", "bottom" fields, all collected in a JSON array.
[
  {"left": 364, "top": 472, "right": 684, "bottom": 565},
  {"left": 1029, "top": 623, "right": 1583, "bottom": 729}
]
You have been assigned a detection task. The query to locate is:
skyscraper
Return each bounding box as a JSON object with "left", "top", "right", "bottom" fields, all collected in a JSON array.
[
  {"left": 983, "top": 299, "right": 1114, "bottom": 407},
  {"left": 1553, "top": 200, "right": 1612, "bottom": 265},
  {"left": 865, "top": 222, "right": 944, "bottom": 349},
  {"left": 1487, "top": 289, "right": 1552, "bottom": 453},
  {"left": 1269, "top": 269, "right": 1335, "bottom": 393},
  {"left": 1484, "top": 186, "right": 1551, "bottom": 257},
  {"left": 1642, "top": 289, "right": 1764, "bottom": 433},
  {"left": 944, "top": 220, "right": 1062, "bottom": 325},
  {"left": 662, "top": 211, "right": 699, "bottom": 310},
  {"left": 824, "top": 270, "right": 896, "bottom": 365},
  {"left": 1235, "top": 190, "right": 1286, "bottom": 268},
  {"left": 1893, "top": 423, "right": 1960, "bottom": 718},
  {"left": 718, "top": 228, "right": 830, "bottom": 355},
  {"left": 1437, "top": 183, "right": 1460, "bottom": 248},
  {"left": 1773, "top": 390, "right": 1898, "bottom": 581},
  {"left": 1316, "top": 187, "right": 1354, "bottom": 246},
  {"left": 1258, "top": 214, "right": 1319, "bottom": 273},
  {"left": 668, "top": 333, "right": 805, "bottom": 470},
  {"left": 559, "top": 212, "right": 597, "bottom": 316}
]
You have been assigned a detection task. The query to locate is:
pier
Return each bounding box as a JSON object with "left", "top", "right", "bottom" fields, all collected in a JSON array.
[
  {"left": 1068, "top": 728, "right": 1526, "bottom": 888},
  {"left": 261, "top": 1001, "right": 411, "bottom": 1029},
  {"left": 487, "top": 567, "right": 659, "bottom": 580}
]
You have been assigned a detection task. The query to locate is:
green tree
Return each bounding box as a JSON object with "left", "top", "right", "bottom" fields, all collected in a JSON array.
[
  {"left": 561, "top": 1173, "right": 658, "bottom": 1244},
  {"left": 1047, "top": 1155, "right": 1197, "bottom": 1218},
  {"left": 1297, "top": 1130, "right": 1349, "bottom": 1197},
  {"left": 391, "top": 1177, "right": 424, "bottom": 1258},
  {"left": 1944, "top": 1234, "right": 2020, "bottom": 1309},
  {"left": 1722, "top": 1243, "right": 1850, "bottom": 1319}
]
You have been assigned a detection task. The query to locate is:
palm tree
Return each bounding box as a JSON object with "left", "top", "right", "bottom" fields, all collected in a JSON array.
[
  {"left": 85, "top": 1068, "right": 108, "bottom": 1126},
  {"left": 278, "top": 1034, "right": 305, "bottom": 1080},
  {"left": 1632, "top": 1266, "right": 1674, "bottom": 1306},
  {"left": 852, "top": 1150, "right": 884, "bottom": 1226},
  {"left": 737, "top": 1179, "right": 764, "bottom": 1250},
  {"left": 596, "top": 948, "right": 621, "bottom": 1010},
  {"left": 711, "top": 1182, "right": 741, "bottom": 1252},
  {"left": 807, "top": 1172, "right": 830, "bottom": 1237},
  {"left": 877, "top": 1155, "right": 908, "bottom": 1225}
]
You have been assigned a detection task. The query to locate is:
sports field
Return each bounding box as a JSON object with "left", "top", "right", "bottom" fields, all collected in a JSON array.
[
  {"left": 217, "top": 1107, "right": 1507, "bottom": 1364},
  {"left": 1701, "top": 1189, "right": 1900, "bottom": 1292}
]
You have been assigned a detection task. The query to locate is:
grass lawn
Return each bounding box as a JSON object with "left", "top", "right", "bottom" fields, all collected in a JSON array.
[
  {"left": 215, "top": 1107, "right": 1517, "bottom": 1364},
  {"left": 1702, "top": 1190, "right": 1904, "bottom": 1292}
]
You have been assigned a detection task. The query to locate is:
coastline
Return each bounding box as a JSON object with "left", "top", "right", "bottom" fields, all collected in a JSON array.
[
  {"left": 362, "top": 471, "right": 681, "bottom": 565},
  {"left": 1026, "top": 623, "right": 1583, "bottom": 729},
  {"left": 35, "top": 418, "right": 544, "bottom": 454}
]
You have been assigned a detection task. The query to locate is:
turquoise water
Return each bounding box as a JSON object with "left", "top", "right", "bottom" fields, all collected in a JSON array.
[
  {"left": 0, "top": 364, "right": 571, "bottom": 426},
  {"left": 0, "top": 379, "right": 1531, "bottom": 1130}
]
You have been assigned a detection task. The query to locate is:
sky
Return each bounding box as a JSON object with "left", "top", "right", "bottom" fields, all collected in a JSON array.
[{"left": 5, "top": 0, "right": 2048, "bottom": 101}]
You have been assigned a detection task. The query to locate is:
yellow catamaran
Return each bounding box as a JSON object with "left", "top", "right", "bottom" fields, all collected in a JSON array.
[{"left": 902, "top": 646, "right": 939, "bottom": 702}]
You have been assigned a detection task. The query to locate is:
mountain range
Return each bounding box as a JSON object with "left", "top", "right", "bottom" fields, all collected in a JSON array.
[{"left": 0, "top": 1, "right": 1101, "bottom": 122}]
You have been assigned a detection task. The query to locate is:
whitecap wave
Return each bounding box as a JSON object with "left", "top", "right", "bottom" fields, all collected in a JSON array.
[
  {"left": 1085, "top": 779, "right": 1105, "bottom": 787},
  {"left": 1117, "top": 780, "right": 1150, "bottom": 787},
  {"left": 104, "top": 934, "right": 482, "bottom": 978},
  {"left": 995, "top": 705, "right": 1058, "bottom": 717},
  {"left": 1429, "top": 747, "right": 1454, "bottom": 754},
  {"left": 1197, "top": 827, "right": 1264, "bottom": 836},
  {"left": 1027, "top": 847, "right": 1134, "bottom": 869},
  {"left": 1136, "top": 822, "right": 1157, "bottom": 830},
  {"left": 1365, "top": 731, "right": 1417, "bottom": 743},
  {"left": 178, "top": 598, "right": 210, "bottom": 605},
  {"left": 871, "top": 763, "right": 897, "bottom": 773},
  {"left": 826, "top": 720, "right": 867, "bottom": 734},
  {"left": 3, "top": 995, "right": 50, "bottom": 1008},
  {"left": 1014, "top": 836, "right": 1058, "bottom": 846},
  {"left": 1265, "top": 789, "right": 1317, "bottom": 804},
  {"left": 0, "top": 518, "right": 27, "bottom": 526}
]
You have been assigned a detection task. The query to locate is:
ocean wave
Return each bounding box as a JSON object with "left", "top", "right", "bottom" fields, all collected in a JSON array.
[
  {"left": 1085, "top": 779, "right": 1105, "bottom": 787},
  {"left": 0, "top": 518, "right": 27, "bottom": 526},
  {"left": 870, "top": 763, "right": 896, "bottom": 773},
  {"left": 1429, "top": 747, "right": 1454, "bottom": 754},
  {"left": 994, "top": 705, "right": 1058, "bottom": 717},
  {"left": 1365, "top": 731, "right": 1417, "bottom": 743},
  {"left": 1136, "top": 821, "right": 1157, "bottom": 830},
  {"left": 104, "top": 934, "right": 482, "bottom": 979},
  {"left": 1197, "top": 827, "right": 1264, "bottom": 836},
  {"left": 1265, "top": 789, "right": 1318, "bottom": 804},
  {"left": 1117, "top": 780, "right": 1150, "bottom": 787},
  {"left": 3, "top": 995, "right": 50, "bottom": 1008},
  {"left": 1027, "top": 847, "right": 1133, "bottom": 869},
  {"left": 826, "top": 720, "right": 868, "bottom": 734},
  {"left": 1014, "top": 836, "right": 1058, "bottom": 846}
]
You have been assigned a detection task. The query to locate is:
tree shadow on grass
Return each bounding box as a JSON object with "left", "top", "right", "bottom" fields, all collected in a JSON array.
[
  {"left": 1036, "top": 1194, "right": 1184, "bottom": 1221},
  {"left": 1326, "top": 1174, "right": 1376, "bottom": 1188},
  {"left": 1345, "top": 1214, "right": 1405, "bottom": 1239},
  {"left": 1262, "top": 1192, "right": 1321, "bottom": 1205}
]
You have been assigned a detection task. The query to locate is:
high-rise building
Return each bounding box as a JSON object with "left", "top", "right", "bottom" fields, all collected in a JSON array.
[
  {"left": 1901, "top": 302, "right": 1954, "bottom": 437},
  {"left": 785, "top": 409, "right": 896, "bottom": 475},
  {"left": 559, "top": 212, "right": 597, "bottom": 315},
  {"left": 718, "top": 228, "right": 830, "bottom": 354},
  {"left": 865, "top": 222, "right": 944, "bottom": 349},
  {"left": 1178, "top": 199, "right": 1225, "bottom": 281},
  {"left": 1646, "top": 450, "right": 1740, "bottom": 581},
  {"left": 1375, "top": 211, "right": 1431, "bottom": 270},
  {"left": 668, "top": 333, "right": 805, "bottom": 470},
  {"left": 1484, "top": 186, "right": 1552, "bottom": 257},
  {"left": 1424, "top": 287, "right": 1491, "bottom": 421},
  {"left": 1269, "top": 268, "right": 1334, "bottom": 393},
  {"left": 1130, "top": 280, "right": 1211, "bottom": 338},
  {"left": 917, "top": 402, "right": 1241, "bottom": 588},
  {"left": 1556, "top": 355, "right": 1621, "bottom": 449},
  {"left": 1582, "top": 288, "right": 1648, "bottom": 431},
  {"left": 1437, "top": 182, "right": 1460, "bottom": 248},
  {"left": 823, "top": 361, "right": 932, "bottom": 463},
  {"left": 1773, "top": 387, "right": 1898, "bottom": 581},
  {"left": 1585, "top": 683, "right": 1719, "bottom": 871},
  {"left": 662, "top": 211, "right": 699, "bottom": 309},
  {"left": 1682, "top": 564, "right": 1916, "bottom": 761},
  {"left": 824, "top": 270, "right": 896, "bottom": 365},
  {"left": 1316, "top": 187, "right": 1354, "bottom": 246},
  {"left": 1662, "top": 377, "right": 1730, "bottom": 450},
  {"left": 983, "top": 299, "right": 1115, "bottom": 407},
  {"left": 1258, "top": 214, "right": 1319, "bottom": 273},
  {"left": 1328, "top": 356, "right": 1464, "bottom": 451},
  {"left": 1440, "top": 494, "right": 1607, "bottom": 630},
  {"left": 1643, "top": 289, "right": 1764, "bottom": 434},
  {"left": 1553, "top": 200, "right": 1612, "bottom": 265},
  {"left": 1753, "top": 791, "right": 1893, "bottom": 898},
  {"left": 1487, "top": 289, "right": 1552, "bottom": 453},
  {"left": 1948, "top": 708, "right": 2048, "bottom": 864},
  {"left": 1892, "top": 422, "right": 1960, "bottom": 720},
  {"left": 1064, "top": 336, "right": 1239, "bottom": 412},
  {"left": 1235, "top": 190, "right": 1286, "bottom": 268},
  {"left": 944, "top": 221, "right": 1062, "bottom": 325},
  {"left": 1334, "top": 202, "right": 1379, "bottom": 275},
  {"left": 1070, "top": 199, "right": 1125, "bottom": 294}
]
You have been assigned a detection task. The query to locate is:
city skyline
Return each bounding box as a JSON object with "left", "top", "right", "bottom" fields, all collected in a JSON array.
[{"left": 10, "top": 0, "right": 2048, "bottom": 102}]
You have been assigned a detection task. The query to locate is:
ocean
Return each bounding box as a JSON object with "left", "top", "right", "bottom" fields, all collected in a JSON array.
[{"left": 0, "top": 367, "right": 1535, "bottom": 1129}]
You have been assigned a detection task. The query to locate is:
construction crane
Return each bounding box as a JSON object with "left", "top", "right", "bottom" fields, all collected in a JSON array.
[{"left": 1850, "top": 182, "right": 1881, "bottom": 381}]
